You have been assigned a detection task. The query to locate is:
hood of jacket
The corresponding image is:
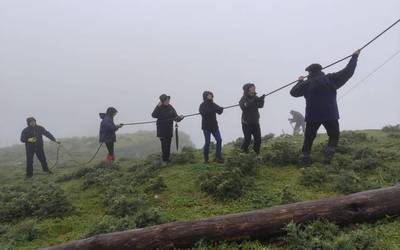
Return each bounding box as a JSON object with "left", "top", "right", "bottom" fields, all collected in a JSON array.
[{"left": 202, "top": 91, "right": 213, "bottom": 101}]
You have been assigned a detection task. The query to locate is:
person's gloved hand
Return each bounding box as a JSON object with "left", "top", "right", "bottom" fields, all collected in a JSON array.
[
  {"left": 27, "top": 137, "right": 37, "bottom": 143},
  {"left": 298, "top": 76, "right": 305, "bottom": 81},
  {"left": 353, "top": 49, "right": 361, "bottom": 56},
  {"left": 176, "top": 115, "right": 184, "bottom": 122},
  {"left": 260, "top": 94, "right": 266, "bottom": 99},
  {"left": 117, "top": 124, "right": 124, "bottom": 129}
]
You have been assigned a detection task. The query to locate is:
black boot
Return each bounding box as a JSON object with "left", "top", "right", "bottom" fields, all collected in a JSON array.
[
  {"left": 323, "top": 146, "right": 336, "bottom": 165},
  {"left": 300, "top": 153, "right": 312, "bottom": 166}
]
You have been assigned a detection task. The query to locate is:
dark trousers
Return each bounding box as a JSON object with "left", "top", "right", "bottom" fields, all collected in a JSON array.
[
  {"left": 160, "top": 137, "right": 172, "bottom": 162},
  {"left": 26, "top": 146, "right": 49, "bottom": 177},
  {"left": 105, "top": 142, "right": 114, "bottom": 155},
  {"left": 203, "top": 129, "right": 222, "bottom": 161},
  {"left": 241, "top": 123, "right": 262, "bottom": 154},
  {"left": 302, "top": 120, "right": 340, "bottom": 155}
]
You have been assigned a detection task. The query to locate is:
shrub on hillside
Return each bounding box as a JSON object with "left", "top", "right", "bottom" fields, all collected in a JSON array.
[
  {"left": 263, "top": 140, "right": 299, "bottom": 165},
  {"left": 279, "top": 185, "right": 300, "bottom": 204},
  {"left": 261, "top": 133, "right": 275, "bottom": 143},
  {"left": 171, "top": 147, "right": 197, "bottom": 164},
  {"left": 285, "top": 220, "right": 339, "bottom": 249},
  {"left": 225, "top": 151, "right": 259, "bottom": 175},
  {"left": 85, "top": 215, "right": 136, "bottom": 237},
  {"left": 82, "top": 166, "right": 122, "bottom": 189},
  {"left": 335, "top": 229, "right": 381, "bottom": 250},
  {"left": 5, "top": 219, "right": 39, "bottom": 243},
  {"left": 333, "top": 171, "right": 364, "bottom": 194},
  {"left": 106, "top": 194, "right": 148, "bottom": 217},
  {"left": 105, "top": 194, "right": 166, "bottom": 228},
  {"left": 382, "top": 124, "right": 400, "bottom": 133},
  {"left": 0, "top": 184, "right": 72, "bottom": 222},
  {"left": 340, "top": 131, "right": 369, "bottom": 143},
  {"left": 56, "top": 166, "right": 96, "bottom": 183},
  {"left": 145, "top": 176, "right": 167, "bottom": 194},
  {"left": 199, "top": 168, "right": 245, "bottom": 200},
  {"left": 300, "top": 165, "right": 329, "bottom": 187},
  {"left": 284, "top": 220, "right": 380, "bottom": 250},
  {"left": 335, "top": 138, "right": 354, "bottom": 154}
]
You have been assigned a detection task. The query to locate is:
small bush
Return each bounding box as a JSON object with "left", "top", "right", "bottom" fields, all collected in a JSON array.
[
  {"left": 285, "top": 220, "right": 339, "bottom": 249},
  {"left": 0, "top": 183, "right": 72, "bottom": 222},
  {"left": 284, "top": 220, "right": 380, "bottom": 250},
  {"left": 145, "top": 177, "right": 167, "bottom": 194},
  {"left": 199, "top": 168, "right": 245, "bottom": 200},
  {"left": 85, "top": 215, "right": 136, "bottom": 237},
  {"left": 225, "top": 151, "right": 259, "bottom": 176},
  {"left": 134, "top": 207, "right": 166, "bottom": 228},
  {"left": 279, "top": 185, "right": 299, "bottom": 204},
  {"left": 106, "top": 194, "right": 148, "bottom": 217},
  {"left": 340, "top": 131, "right": 368, "bottom": 143},
  {"left": 6, "top": 219, "right": 40, "bottom": 243},
  {"left": 171, "top": 147, "right": 197, "bottom": 164},
  {"left": 333, "top": 171, "right": 363, "bottom": 194},
  {"left": 382, "top": 124, "right": 400, "bottom": 133},
  {"left": 335, "top": 229, "right": 380, "bottom": 250},
  {"left": 300, "top": 165, "right": 329, "bottom": 187},
  {"left": 263, "top": 140, "right": 299, "bottom": 165},
  {"left": 262, "top": 133, "right": 275, "bottom": 143},
  {"left": 336, "top": 138, "right": 354, "bottom": 154}
]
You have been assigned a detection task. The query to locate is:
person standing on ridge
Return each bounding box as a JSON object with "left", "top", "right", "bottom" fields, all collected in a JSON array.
[
  {"left": 152, "top": 94, "right": 184, "bottom": 165},
  {"left": 288, "top": 110, "right": 305, "bottom": 135},
  {"left": 199, "top": 91, "right": 224, "bottom": 164},
  {"left": 20, "top": 117, "right": 60, "bottom": 178},
  {"left": 290, "top": 49, "right": 361, "bottom": 165},
  {"left": 239, "top": 83, "right": 265, "bottom": 155},
  {"left": 99, "top": 107, "right": 123, "bottom": 162}
]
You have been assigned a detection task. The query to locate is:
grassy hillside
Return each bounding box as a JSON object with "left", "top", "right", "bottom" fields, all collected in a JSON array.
[
  {"left": 1, "top": 127, "right": 400, "bottom": 249},
  {"left": 0, "top": 130, "right": 194, "bottom": 168}
]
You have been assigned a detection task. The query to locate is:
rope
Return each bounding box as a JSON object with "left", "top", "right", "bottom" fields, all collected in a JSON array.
[
  {"left": 121, "top": 17, "right": 400, "bottom": 127},
  {"left": 48, "top": 143, "right": 61, "bottom": 170},
  {"left": 339, "top": 48, "right": 400, "bottom": 100},
  {"left": 55, "top": 143, "right": 103, "bottom": 167},
  {"left": 47, "top": 142, "right": 103, "bottom": 170}
]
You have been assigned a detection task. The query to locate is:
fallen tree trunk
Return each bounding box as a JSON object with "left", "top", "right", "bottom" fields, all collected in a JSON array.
[{"left": 44, "top": 185, "right": 400, "bottom": 250}]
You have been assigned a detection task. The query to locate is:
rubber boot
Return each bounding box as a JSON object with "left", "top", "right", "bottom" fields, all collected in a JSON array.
[
  {"left": 323, "top": 146, "right": 336, "bottom": 165},
  {"left": 106, "top": 154, "right": 113, "bottom": 162},
  {"left": 300, "top": 153, "right": 312, "bottom": 166}
]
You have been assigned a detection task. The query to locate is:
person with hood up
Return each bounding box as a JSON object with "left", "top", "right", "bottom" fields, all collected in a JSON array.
[
  {"left": 152, "top": 94, "right": 184, "bottom": 164},
  {"left": 99, "top": 107, "right": 123, "bottom": 162},
  {"left": 199, "top": 91, "right": 224, "bottom": 164},
  {"left": 20, "top": 117, "right": 60, "bottom": 178},
  {"left": 290, "top": 49, "right": 360, "bottom": 165},
  {"left": 239, "top": 83, "right": 266, "bottom": 155}
]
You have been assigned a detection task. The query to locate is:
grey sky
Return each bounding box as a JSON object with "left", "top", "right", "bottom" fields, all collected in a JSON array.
[{"left": 1, "top": 0, "right": 399, "bottom": 148}]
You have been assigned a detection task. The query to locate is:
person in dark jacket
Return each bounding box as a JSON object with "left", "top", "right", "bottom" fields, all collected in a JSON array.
[
  {"left": 239, "top": 83, "right": 266, "bottom": 154},
  {"left": 99, "top": 107, "right": 123, "bottom": 162},
  {"left": 199, "top": 91, "right": 224, "bottom": 163},
  {"left": 289, "top": 110, "right": 305, "bottom": 135},
  {"left": 152, "top": 94, "right": 184, "bottom": 163},
  {"left": 20, "top": 117, "right": 60, "bottom": 178},
  {"left": 290, "top": 49, "right": 360, "bottom": 165}
]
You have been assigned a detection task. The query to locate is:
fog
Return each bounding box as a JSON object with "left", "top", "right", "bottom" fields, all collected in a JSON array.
[{"left": 1, "top": 0, "right": 399, "bottom": 148}]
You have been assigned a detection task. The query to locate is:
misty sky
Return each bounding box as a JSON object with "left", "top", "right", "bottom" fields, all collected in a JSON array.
[{"left": 1, "top": 0, "right": 399, "bottom": 148}]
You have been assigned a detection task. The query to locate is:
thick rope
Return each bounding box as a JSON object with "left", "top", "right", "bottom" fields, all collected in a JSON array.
[
  {"left": 121, "top": 17, "right": 400, "bottom": 127},
  {"left": 61, "top": 143, "right": 103, "bottom": 166}
]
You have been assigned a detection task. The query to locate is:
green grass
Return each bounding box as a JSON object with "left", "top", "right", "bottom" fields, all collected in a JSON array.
[{"left": 1, "top": 129, "right": 400, "bottom": 249}]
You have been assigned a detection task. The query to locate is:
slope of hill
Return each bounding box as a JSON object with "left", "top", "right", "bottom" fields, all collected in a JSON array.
[
  {"left": 0, "top": 130, "right": 194, "bottom": 168},
  {"left": 1, "top": 128, "right": 400, "bottom": 249}
]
